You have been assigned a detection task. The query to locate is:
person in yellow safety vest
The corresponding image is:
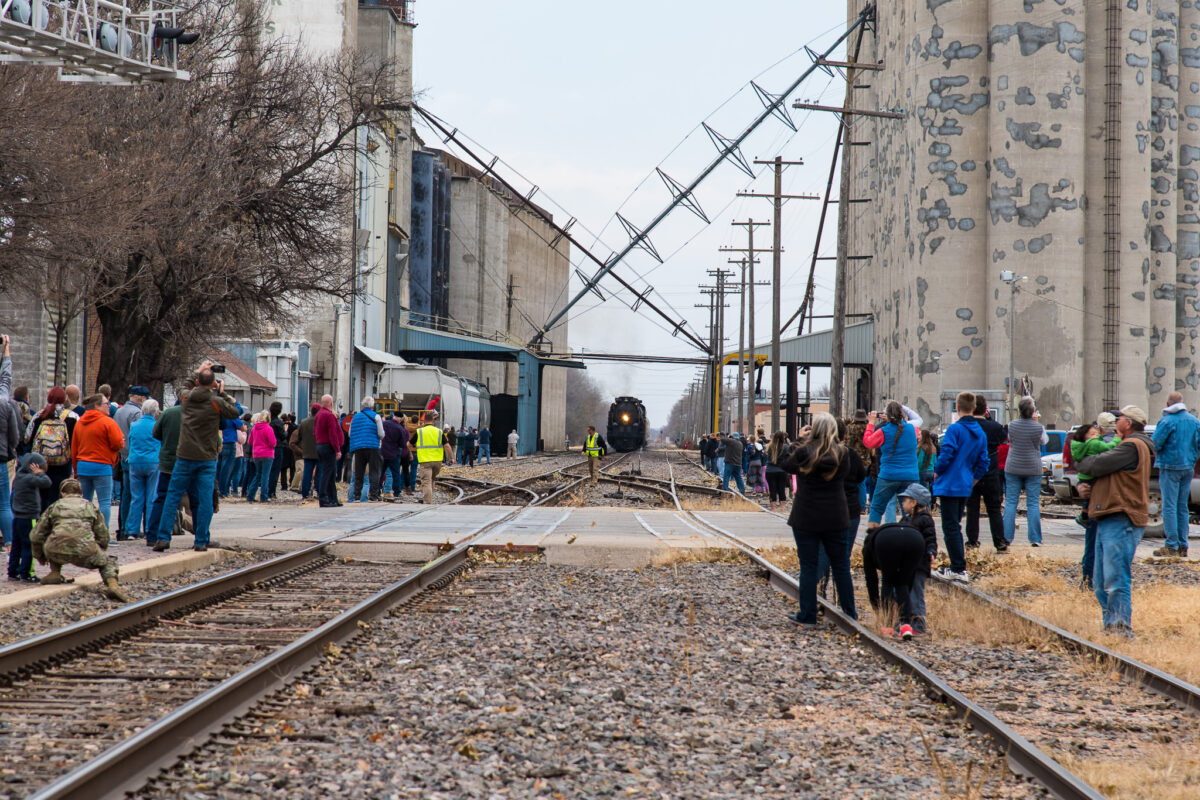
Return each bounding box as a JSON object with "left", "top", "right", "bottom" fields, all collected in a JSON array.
[
  {"left": 584, "top": 425, "right": 607, "bottom": 483},
  {"left": 415, "top": 410, "right": 445, "bottom": 505}
]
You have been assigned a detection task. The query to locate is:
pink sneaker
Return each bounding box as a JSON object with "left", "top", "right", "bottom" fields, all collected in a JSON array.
[{"left": 899, "top": 624, "right": 914, "bottom": 641}]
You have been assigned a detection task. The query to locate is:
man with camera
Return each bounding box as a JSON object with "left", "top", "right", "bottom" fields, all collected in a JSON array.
[{"left": 149, "top": 361, "right": 240, "bottom": 552}]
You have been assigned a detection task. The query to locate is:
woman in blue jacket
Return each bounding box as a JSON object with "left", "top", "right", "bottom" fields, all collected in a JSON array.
[
  {"left": 863, "top": 401, "right": 922, "bottom": 532},
  {"left": 125, "top": 399, "right": 162, "bottom": 540}
]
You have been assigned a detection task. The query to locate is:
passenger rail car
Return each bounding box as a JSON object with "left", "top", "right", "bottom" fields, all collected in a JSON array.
[{"left": 607, "top": 396, "right": 647, "bottom": 452}]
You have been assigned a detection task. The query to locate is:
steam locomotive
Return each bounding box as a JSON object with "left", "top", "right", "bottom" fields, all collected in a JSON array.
[{"left": 606, "top": 396, "right": 647, "bottom": 452}]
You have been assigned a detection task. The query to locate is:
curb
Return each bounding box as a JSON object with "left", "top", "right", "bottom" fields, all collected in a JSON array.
[{"left": 0, "top": 549, "right": 236, "bottom": 613}]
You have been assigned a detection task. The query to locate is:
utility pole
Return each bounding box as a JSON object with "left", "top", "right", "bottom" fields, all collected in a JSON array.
[
  {"left": 702, "top": 268, "right": 737, "bottom": 431},
  {"left": 720, "top": 220, "right": 770, "bottom": 433},
  {"left": 740, "top": 159, "right": 813, "bottom": 433}
]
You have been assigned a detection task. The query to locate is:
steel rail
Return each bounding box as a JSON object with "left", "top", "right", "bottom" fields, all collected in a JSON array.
[
  {"left": 27, "top": 491, "right": 544, "bottom": 799},
  {"left": 933, "top": 576, "right": 1200, "bottom": 715},
  {"left": 674, "top": 507, "right": 1106, "bottom": 800},
  {"left": 0, "top": 507, "right": 420, "bottom": 681},
  {"left": 29, "top": 539, "right": 476, "bottom": 800}
]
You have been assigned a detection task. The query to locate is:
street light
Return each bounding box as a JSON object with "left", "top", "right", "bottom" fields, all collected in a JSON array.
[{"left": 1000, "top": 270, "right": 1027, "bottom": 420}]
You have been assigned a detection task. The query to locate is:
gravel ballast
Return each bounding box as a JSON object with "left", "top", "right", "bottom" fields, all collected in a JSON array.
[
  {"left": 137, "top": 562, "right": 1048, "bottom": 799},
  {"left": 0, "top": 551, "right": 262, "bottom": 645}
]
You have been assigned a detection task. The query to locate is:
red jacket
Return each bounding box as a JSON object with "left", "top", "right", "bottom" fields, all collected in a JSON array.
[
  {"left": 314, "top": 407, "right": 344, "bottom": 450},
  {"left": 71, "top": 408, "right": 125, "bottom": 467}
]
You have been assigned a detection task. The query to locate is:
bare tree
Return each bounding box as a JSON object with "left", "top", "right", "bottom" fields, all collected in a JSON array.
[
  {"left": 565, "top": 370, "right": 609, "bottom": 438},
  {"left": 1, "top": 0, "right": 407, "bottom": 394}
]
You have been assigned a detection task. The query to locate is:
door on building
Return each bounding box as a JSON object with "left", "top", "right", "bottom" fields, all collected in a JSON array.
[{"left": 491, "top": 394, "right": 517, "bottom": 451}]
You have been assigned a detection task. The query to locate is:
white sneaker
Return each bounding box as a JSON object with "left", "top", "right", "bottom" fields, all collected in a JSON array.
[{"left": 935, "top": 566, "right": 970, "bottom": 583}]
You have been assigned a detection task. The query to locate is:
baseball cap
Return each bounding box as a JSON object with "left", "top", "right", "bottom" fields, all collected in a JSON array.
[
  {"left": 1120, "top": 405, "right": 1147, "bottom": 425},
  {"left": 898, "top": 483, "right": 931, "bottom": 508},
  {"left": 1096, "top": 411, "right": 1117, "bottom": 429}
]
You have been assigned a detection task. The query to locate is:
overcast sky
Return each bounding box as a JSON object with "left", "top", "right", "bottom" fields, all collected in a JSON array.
[{"left": 413, "top": 2, "right": 853, "bottom": 427}]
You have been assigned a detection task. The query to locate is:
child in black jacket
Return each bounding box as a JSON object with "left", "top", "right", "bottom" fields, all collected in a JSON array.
[
  {"left": 8, "top": 453, "right": 52, "bottom": 582},
  {"left": 862, "top": 483, "right": 937, "bottom": 639}
]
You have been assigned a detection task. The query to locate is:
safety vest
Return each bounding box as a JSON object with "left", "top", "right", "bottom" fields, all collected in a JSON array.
[
  {"left": 415, "top": 425, "right": 444, "bottom": 464},
  {"left": 585, "top": 433, "right": 602, "bottom": 458}
]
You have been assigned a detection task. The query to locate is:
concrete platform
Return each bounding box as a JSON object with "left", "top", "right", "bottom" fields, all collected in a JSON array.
[{"left": 205, "top": 501, "right": 1196, "bottom": 567}]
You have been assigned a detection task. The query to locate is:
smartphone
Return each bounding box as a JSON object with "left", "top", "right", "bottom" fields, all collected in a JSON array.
[{"left": 211, "top": 364, "right": 226, "bottom": 374}]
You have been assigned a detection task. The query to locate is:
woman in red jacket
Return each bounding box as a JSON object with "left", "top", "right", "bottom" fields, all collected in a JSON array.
[{"left": 70, "top": 394, "right": 125, "bottom": 528}]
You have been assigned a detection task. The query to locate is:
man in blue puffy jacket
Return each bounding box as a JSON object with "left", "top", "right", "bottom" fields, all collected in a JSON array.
[
  {"left": 1151, "top": 391, "right": 1200, "bottom": 557},
  {"left": 348, "top": 397, "right": 385, "bottom": 502},
  {"left": 932, "top": 392, "right": 991, "bottom": 583}
]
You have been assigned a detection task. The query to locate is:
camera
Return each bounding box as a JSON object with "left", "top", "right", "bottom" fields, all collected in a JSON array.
[{"left": 211, "top": 364, "right": 226, "bottom": 374}]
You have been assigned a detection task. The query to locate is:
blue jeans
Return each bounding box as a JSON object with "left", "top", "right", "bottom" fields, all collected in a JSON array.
[
  {"left": 1003, "top": 473, "right": 1042, "bottom": 543},
  {"left": 217, "top": 441, "right": 237, "bottom": 496},
  {"left": 1093, "top": 513, "right": 1144, "bottom": 632},
  {"left": 246, "top": 457, "right": 272, "bottom": 502},
  {"left": 406, "top": 457, "right": 418, "bottom": 491},
  {"left": 147, "top": 470, "right": 200, "bottom": 539},
  {"left": 857, "top": 477, "right": 870, "bottom": 513},
  {"left": 938, "top": 495, "right": 968, "bottom": 573},
  {"left": 792, "top": 525, "right": 856, "bottom": 624},
  {"left": 722, "top": 462, "right": 745, "bottom": 493},
  {"left": 268, "top": 445, "right": 285, "bottom": 498},
  {"left": 817, "top": 518, "right": 860, "bottom": 601},
  {"left": 383, "top": 457, "right": 402, "bottom": 496},
  {"left": 230, "top": 456, "right": 244, "bottom": 489},
  {"left": 1081, "top": 518, "right": 1097, "bottom": 585},
  {"left": 300, "top": 458, "right": 318, "bottom": 498},
  {"left": 869, "top": 477, "right": 912, "bottom": 524},
  {"left": 0, "top": 462, "right": 12, "bottom": 546},
  {"left": 79, "top": 473, "right": 114, "bottom": 529},
  {"left": 7, "top": 516, "right": 32, "bottom": 578},
  {"left": 153, "top": 458, "right": 216, "bottom": 547},
  {"left": 240, "top": 456, "right": 254, "bottom": 495},
  {"left": 909, "top": 572, "right": 928, "bottom": 629},
  {"left": 1158, "top": 467, "right": 1191, "bottom": 551},
  {"left": 126, "top": 462, "right": 158, "bottom": 538},
  {"left": 480, "top": 443, "right": 491, "bottom": 464}
]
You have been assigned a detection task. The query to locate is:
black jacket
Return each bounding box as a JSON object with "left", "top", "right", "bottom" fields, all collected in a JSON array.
[
  {"left": 904, "top": 507, "right": 938, "bottom": 576},
  {"left": 842, "top": 448, "right": 867, "bottom": 517},
  {"left": 783, "top": 444, "right": 851, "bottom": 531},
  {"left": 11, "top": 455, "right": 52, "bottom": 518},
  {"left": 862, "top": 521, "right": 927, "bottom": 611},
  {"left": 976, "top": 416, "right": 1008, "bottom": 473}
]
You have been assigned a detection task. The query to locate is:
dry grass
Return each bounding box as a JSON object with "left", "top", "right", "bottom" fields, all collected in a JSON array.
[
  {"left": 678, "top": 494, "right": 761, "bottom": 512},
  {"left": 973, "top": 555, "right": 1200, "bottom": 686},
  {"left": 924, "top": 581, "right": 1061, "bottom": 649},
  {"left": 1057, "top": 746, "right": 1200, "bottom": 800},
  {"left": 649, "top": 547, "right": 750, "bottom": 568},
  {"left": 759, "top": 545, "right": 799, "bottom": 572}
]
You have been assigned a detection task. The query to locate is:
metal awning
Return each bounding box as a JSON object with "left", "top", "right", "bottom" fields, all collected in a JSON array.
[
  {"left": 735, "top": 320, "right": 874, "bottom": 367},
  {"left": 354, "top": 345, "right": 408, "bottom": 367},
  {"left": 395, "top": 323, "right": 585, "bottom": 369}
]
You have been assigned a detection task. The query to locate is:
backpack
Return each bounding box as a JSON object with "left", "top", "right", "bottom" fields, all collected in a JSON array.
[{"left": 33, "top": 412, "right": 70, "bottom": 466}]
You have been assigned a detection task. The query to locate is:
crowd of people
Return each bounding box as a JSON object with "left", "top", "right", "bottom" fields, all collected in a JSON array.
[
  {"left": 705, "top": 389, "right": 1181, "bottom": 640},
  {"left": 0, "top": 332, "right": 545, "bottom": 597}
]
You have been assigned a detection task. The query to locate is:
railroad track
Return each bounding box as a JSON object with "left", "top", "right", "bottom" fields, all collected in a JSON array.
[
  {"left": 645, "top": 475, "right": 1200, "bottom": 800},
  {"left": 0, "top": 482, "right": 557, "bottom": 799}
]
